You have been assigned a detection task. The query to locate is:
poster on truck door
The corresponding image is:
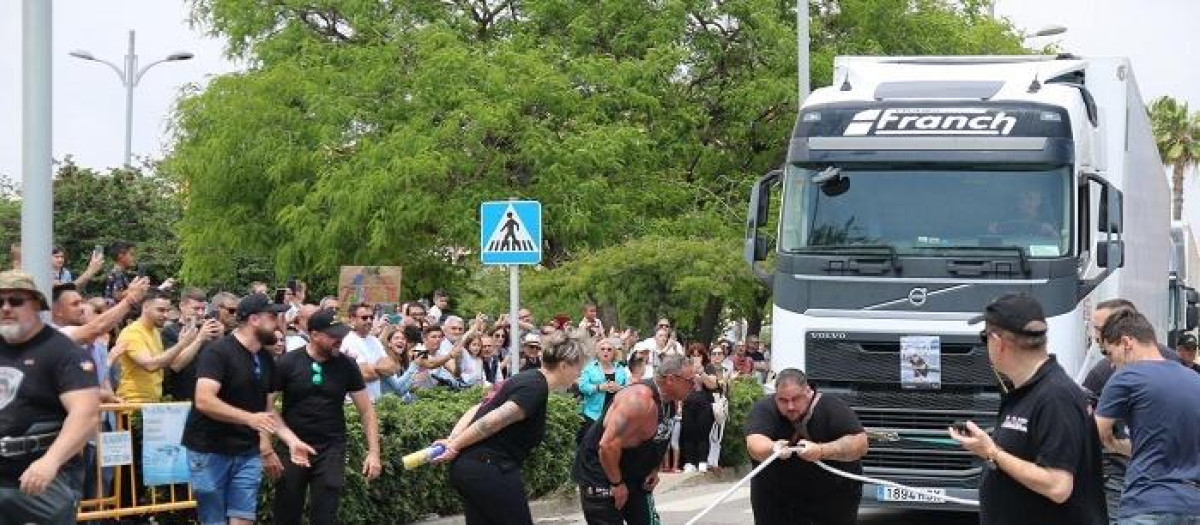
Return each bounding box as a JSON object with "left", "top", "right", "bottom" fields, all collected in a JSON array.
[
  {"left": 900, "top": 336, "right": 941, "bottom": 390},
  {"left": 141, "top": 403, "right": 191, "bottom": 486}
]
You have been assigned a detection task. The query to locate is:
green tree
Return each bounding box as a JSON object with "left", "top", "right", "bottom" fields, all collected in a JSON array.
[
  {"left": 0, "top": 160, "right": 183, "bottom": 291},
  {"left": 0, "top": 175, "right": 18, "bottom": 269},
  {"left": 1150, "top": 96, "right": 1200, "bottom": 221},
  {"left": 169, "top": 0, "right": 1025, "bottom": 322}
]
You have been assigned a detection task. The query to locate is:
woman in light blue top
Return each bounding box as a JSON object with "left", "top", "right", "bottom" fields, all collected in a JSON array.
[{"left": 575, "top": 338, "right": 630, "bottom": 443}]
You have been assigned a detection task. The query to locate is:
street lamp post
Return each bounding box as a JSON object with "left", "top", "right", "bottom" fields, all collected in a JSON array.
[{"left": 69, "top": 30, "right": 193, "bottom": 168}]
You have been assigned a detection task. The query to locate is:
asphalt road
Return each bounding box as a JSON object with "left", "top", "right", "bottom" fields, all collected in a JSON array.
[{"left": 530, "top": 481, "right": 980, "bottom": 525}]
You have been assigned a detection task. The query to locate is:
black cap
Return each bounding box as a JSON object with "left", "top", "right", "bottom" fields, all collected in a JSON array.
[
  {"left": 237, "top": 293, "right": 290, "bottom": 321},
  {"left": 309, "top": 308, "right": 352, "bottom": 339},
  {"left": 1178, "top": 333, "right": 1198, "bottom": 350},
  {"left": 969, "top": 293, "right": 1048, "bottom": 337}
]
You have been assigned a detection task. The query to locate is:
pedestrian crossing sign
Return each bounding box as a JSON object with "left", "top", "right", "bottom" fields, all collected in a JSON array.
[{"left": 480, "top": 200, "right": 542, "bottom": 265}]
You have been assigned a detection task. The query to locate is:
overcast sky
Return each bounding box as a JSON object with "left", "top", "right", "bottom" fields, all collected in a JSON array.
[{"left": 2, "top": 0, "right": 1197, "bottom": 223}]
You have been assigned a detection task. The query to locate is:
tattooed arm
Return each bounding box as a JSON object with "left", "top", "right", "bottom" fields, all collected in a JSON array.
[
  {"left": 446, "top": 401, "right": 527, "bottom": 452},
  {"left": 802, "top": 432, "right": 869, "bottom": 462}
]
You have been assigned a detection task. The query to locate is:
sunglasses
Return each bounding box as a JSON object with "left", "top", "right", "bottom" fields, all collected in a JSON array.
[
  {"left": 220, "top": 306, "right": 238, "bottom": 314},
  {"left": 0, "top": 295, "right": 30, "bottom": 308},
  {"left": 311, "top": 362, "right": 324, "bottom": 385},
  {"left": 252, "top": 354, "right": 263, "bottom": 381},
  {"left": 358, "top": 315, "right": 374, "bottom": 321}
]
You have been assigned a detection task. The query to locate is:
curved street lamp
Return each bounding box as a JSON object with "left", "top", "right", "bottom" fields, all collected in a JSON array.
[{"left": 69, "top": 30, "right": 193, "bottom": 168}]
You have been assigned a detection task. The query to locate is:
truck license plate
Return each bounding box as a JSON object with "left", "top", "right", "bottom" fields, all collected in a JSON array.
[{"left": 877, "top": 486, "right": 946, "bottom": 503}]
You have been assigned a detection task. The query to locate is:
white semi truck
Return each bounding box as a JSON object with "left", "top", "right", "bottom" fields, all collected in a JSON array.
[{"left": 744, "top": 55, "right": 1173, "bottom": 510}]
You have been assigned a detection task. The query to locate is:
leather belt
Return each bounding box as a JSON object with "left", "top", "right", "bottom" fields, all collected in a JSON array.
[{"left": 0, "top": 432, "right": 59, "bottom": 458}]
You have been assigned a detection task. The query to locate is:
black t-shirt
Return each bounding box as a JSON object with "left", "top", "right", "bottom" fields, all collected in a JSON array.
[
  {"left": 463, "top": 369, "right": 549, "bottom": 464},
  {"left": 743, "top": 392, "right": 864, "bottom": 503},
  {"left": 520, "top": 354, "right": 541, "bottom": 372},
  {"left": 0, "top": 325, "right": 99, "bottom": 478},
  {"left": 165, "top": 337, "right": 218, "bottom": 402},
  {"left": 182, "top": 335, "right": 275, "bottom": 455},
  {"left": 602, "top": 372, "right": 617, "bottom": 413},
  {"left": 272, "top": 348, "right": 365, "bottom": 446},
  {"left": 980, "top": 356, "right": 1107, "bottom": 525}
]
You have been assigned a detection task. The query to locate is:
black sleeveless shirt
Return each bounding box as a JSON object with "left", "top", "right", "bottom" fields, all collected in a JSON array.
[{"left": 572, "top": 379, "right": 674, "bottom": 487}]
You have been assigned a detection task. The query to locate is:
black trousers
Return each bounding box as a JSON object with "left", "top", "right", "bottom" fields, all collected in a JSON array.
[
  {"left": 273, "top": 440, "right": 347, "bottom": 525},
  {"left": 577, "top": 415, "right": 598, "bottom": 445},
  {"left": 0, "top": 462, "right": 83, "bottom": 525},
  {"left": 750, "top": 484, "right": 860, "bottom": 525},
  {"left": 680, "top": 391, "right": 714, "bottom": 466},
  {"left": 579, "top": 485, "right": 658, "bottom": 525},
  {"left": 449, "top": 453, "right": 532, "bottom": 525}
]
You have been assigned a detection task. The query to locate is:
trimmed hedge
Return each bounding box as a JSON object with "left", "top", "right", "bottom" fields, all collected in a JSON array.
[{"left": 719, "top": 377, "right": 766, "bottom": 468}]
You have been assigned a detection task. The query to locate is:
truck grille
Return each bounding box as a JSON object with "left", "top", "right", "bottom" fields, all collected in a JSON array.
[
  {"left": 806, "top": 337, "right": 997, "bottom": 387},
  {"left": 807, "top": 332, "right": 1000, "bottom": 484}
]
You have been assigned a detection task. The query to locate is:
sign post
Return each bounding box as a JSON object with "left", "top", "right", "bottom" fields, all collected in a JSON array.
[{"left": 480, "top": 200, "right": 542, "bottom": 379}]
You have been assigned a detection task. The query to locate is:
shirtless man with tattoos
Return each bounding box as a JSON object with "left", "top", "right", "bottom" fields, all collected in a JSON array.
[{"left": 572, "top": 354, "right": 696, "bottom": 525}]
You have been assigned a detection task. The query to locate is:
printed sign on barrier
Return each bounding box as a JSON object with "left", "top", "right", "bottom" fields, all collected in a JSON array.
[
  {"left": 99, "top": 431, "right": 133, "bottom": 467},
  {"left": 141, "top": 403, "right": 191, "bottom": 486}
]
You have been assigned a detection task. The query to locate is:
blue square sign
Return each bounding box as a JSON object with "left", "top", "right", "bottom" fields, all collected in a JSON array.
[{"left": 480, "top": 201, "right": 542, "bottom": 265}]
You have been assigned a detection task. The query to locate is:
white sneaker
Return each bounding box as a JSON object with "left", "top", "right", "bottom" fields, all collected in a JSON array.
[
  {"left": 683, "top": 464, "right": 696, "bottom": 473},
  {"left": 699, "top": 462, "right": 709, "bottom": 473}
]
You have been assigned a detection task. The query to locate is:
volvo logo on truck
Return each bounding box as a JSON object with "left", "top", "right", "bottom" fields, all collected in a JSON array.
[
  {"left": 809, "top": 332, "right": 848, "bottom": 340},
  {"left": 843, "top": 108, "right": 1018, "bottom": 136}
]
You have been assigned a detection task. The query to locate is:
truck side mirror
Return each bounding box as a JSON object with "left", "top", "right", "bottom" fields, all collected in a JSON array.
[
  {"left": 1096, "top": 240, "right": 1124, "bottom": 269},
  {"left": 1098, "top": 184, "right": 1123, "bottom": 234},
  {"left": 754, "top": 169, "right": 781, "bottom": 225},
  {"left": 746, "top": 169, "right": 783, "bottom": 285},
  {"left": 754, "top": 235, "right": 769, "bottom": 261}
]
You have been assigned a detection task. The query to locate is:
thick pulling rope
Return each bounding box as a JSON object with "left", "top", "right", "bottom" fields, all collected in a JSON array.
[{"left": 684, "top": 443, "right": 979, "bottom": 525}]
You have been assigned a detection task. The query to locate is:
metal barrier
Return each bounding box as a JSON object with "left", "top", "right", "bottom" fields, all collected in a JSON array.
[{"left": 77, "top": 402, "right": 196, "bottom": 521}]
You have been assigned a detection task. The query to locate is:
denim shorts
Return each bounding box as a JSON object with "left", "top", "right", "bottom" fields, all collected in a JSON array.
[{"left": 186, "top": 449, "right": 262, "bottom": 525}]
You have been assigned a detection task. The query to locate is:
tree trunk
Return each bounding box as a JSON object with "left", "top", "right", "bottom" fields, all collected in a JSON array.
[
  {"left": 746, "top": 287, "right": 771, "bottom": 337},
  {"left": 1173, "top": 163, "right": 1186, "bottom": 221},
  {"left": 694, "top": 295, "right": 724, "bottom": 345}
]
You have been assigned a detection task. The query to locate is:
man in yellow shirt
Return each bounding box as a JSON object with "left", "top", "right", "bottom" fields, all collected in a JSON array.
[{"left": 116, "top": 290, "right": 211, "bottom": 402}]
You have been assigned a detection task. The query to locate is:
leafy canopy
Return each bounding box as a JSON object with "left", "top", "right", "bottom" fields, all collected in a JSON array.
[{"left": 169, "top": 0, "right": 1025, "bottom": 331}]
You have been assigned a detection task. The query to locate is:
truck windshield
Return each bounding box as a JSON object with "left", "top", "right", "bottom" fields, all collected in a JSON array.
[{"left": 779, "top": 165, "right": 1071, "bottom": 258}]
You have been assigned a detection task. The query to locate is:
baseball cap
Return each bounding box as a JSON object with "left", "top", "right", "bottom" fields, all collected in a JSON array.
[
  {"left": 1178, "top": 333, "right": 1198, "bottom": 350},
  {"left": 0, "top": 270, "right": 49, "bottom": 310},
  {"left": 969, "top": 293, "right": 1047, "bottom": 337},
  {"left": 236, "top": 293, "right": 290, "bottom": 321},
  {"left": 522, "top": 333, "right": 542, "bottom": 347},
  {"left": 308, "top": 308, "right": 352, "bottom": 339}
]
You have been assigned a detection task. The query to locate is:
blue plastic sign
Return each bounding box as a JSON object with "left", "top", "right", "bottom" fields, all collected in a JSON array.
[{"left": 480, "top": 201, "right": 542, "bottom": 265}]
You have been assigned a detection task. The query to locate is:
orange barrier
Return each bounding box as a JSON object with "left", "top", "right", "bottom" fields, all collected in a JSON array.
[{"left": 77, "top": 402, "right": 196, "bottom": 521}]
